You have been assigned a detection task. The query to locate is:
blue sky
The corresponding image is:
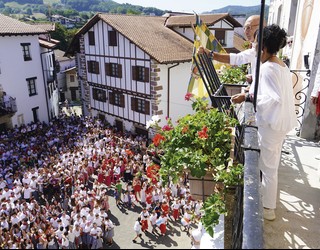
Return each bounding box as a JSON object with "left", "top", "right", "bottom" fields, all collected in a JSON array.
[{"left": 114, "top": 0, "right": 270, "bottom": 14}]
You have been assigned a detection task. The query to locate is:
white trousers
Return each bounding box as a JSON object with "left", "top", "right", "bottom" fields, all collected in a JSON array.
[{"left": 258, "top": 125, "right": 287, "bottom": 209}]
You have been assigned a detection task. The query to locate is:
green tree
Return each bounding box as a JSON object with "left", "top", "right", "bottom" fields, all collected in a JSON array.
[
  {"left": 26, "top": 7, "right": 32, "bottom": 15},
  {"left": 51, "top": 23, "right": 78, "bottom": 52}
]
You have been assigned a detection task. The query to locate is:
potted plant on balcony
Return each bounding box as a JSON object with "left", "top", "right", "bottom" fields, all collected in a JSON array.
[{"left": 146, "top": 93, "right": 244, "bottom": 237}]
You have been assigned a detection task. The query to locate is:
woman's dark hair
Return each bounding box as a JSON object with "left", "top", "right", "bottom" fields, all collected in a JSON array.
[{"left": 262, "top": 24, "right": 287, "bottom": 54}]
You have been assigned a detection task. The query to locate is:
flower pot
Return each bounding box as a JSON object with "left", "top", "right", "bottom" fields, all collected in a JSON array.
[
  {"left": 188, "top": 127, "right": 236, "bottom": 201},
  {"left": 188, "top": 171, "right": 223, "bottom": 201}
]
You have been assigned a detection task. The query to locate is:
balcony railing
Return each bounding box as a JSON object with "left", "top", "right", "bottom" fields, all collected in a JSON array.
[{"left": 0, "top": 97, "right": 17, "bottom": 116}]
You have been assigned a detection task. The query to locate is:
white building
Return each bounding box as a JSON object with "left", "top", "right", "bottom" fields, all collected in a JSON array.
[
  {"left": 0, "top": 14, "right": 59, "bottom": 129},
  {"left": 54, "top": 49, "right": 79, "bottom": 103},
  {"left": 268, "top": 0, "right": 320, "bottom": 139},
  {"left": 66, "top": 13, "right": 242, "bottom": 137}
]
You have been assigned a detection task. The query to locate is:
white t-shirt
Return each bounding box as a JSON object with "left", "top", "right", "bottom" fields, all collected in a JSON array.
[{"left": 133, "top": 220, "right": 141, "bottom": 232}]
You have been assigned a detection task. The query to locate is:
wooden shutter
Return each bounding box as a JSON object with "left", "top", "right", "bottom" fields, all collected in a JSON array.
[
  {"left": 132, "top": 66, "right": 137, "bottom": 80},
  {"left": 118, "top": 64, "right": 122, "bottom": 78},
  {"left": 92, "top": 88, "right": 97, "bottom": 99},
  {"left": 145, "top": 100, "right": 150, "bottom": 115},
  {"left": 109, "top": 92, "right": 115, "bottom": 104},
  {"left": 131, "top": 97, "right": 136, "bottom": 111},
  {"left": 144, "top": 68, "right": 150, "bottom": 82},
  {"left": 105, "top": 63, "right": 110, "bottom": 76},
  {"left": 120, "top": 94, "right": 125, "bottom": 107},
  {"left": 87, "top": 61, "right": 92, "bottom": 73},
  {"left": 95, "top": 62, "right": 100, "bottom": 74}
]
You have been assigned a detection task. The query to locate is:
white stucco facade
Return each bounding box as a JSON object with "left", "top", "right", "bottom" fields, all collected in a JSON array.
[
  {"left": 268, "top": 0, "right": 320, "bottom": 139},
  {"left": 0, "top": 35, "right": 49, "bottom": 127}
]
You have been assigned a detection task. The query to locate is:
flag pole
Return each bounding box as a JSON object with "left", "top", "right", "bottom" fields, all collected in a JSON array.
[{"left": 253, "top": 0, "right": 266, "bottom": 111}]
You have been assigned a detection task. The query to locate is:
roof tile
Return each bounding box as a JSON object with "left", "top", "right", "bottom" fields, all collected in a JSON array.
[{"left": 0, "top": 14, "right": 47, "bottom": 36}]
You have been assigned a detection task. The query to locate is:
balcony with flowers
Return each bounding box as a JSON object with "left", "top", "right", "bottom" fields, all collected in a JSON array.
[{"left": 146, "top": 92, "right": 244, "bottom": 238}]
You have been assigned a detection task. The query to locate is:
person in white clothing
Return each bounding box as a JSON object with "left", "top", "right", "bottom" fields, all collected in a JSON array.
[
  {"left": 190, "top": 221, "right": 205, "bottom": 249},
  {"left": 310, "top": 62, "right": 320, "bottom": 160},
  {"left": 232, "top": 24, "right": 297, "bottom": 221},
  {"left": 181, "top": 208, "right": 192, "bottom": 235},
  {"left": 198, "top": 15, "right": 266, "bottom": 93},
  {"left": 132, "top": 217, "right": 142, "bottom": 243},
  {"left": 103, "top": 217, "right": 115, "bottom": 246}
]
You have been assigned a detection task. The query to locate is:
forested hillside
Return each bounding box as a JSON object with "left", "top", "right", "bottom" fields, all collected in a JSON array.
[
  {"left": 204, "top": 5, "right": 269, "bottom": 18},
  {"left": 0, "top": 0, "right": 165, "bottom": 16},
  {"left": 2, "top": 0, "right": 43, "bottom": 3}
]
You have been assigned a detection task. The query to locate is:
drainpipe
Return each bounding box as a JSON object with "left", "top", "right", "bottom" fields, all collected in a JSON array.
[{"left": 167, "top": 63, "right": 179, "bottom": 117}]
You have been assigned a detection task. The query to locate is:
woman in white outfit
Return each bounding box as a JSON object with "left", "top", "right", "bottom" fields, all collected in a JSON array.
[{"left": 231, "top": 24, "right": 297, "bottom": 221}]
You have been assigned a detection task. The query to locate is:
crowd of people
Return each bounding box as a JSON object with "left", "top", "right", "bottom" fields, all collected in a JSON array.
[{"left": 0, "top": 112, "right": 204, "bottom": 249}]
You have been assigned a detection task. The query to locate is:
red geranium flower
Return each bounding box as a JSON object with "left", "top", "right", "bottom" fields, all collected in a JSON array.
[
  {"left": 162, "top": 125, "right": 173, "bottom": 131},
  {"left": 182, "top": 126, "right": 189, "bottom": 134},
  {"left": 185, "top": 92, "right": 193, "bottom": 101},
  {"left": 198, "top": 126, "right": 209, "bottom": 139},
  {"left": 153, "top": 133, "right": 165, "bottom": 147}
]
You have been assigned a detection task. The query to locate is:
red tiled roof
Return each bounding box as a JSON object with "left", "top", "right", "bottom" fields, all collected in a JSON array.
[
  {"left": 67, "top": 13, "right": 242, "bottom": 64},
  {"left": 0, "top": 14, "right": 47, "bottom": 36},
  {"left": 98, "top": 14, "right": 193, "bottom": 64}
]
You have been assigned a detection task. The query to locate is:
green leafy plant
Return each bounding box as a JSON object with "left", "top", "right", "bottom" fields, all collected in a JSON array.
[
  {"left": 220, "top": 65, "right": 247, "bottom": 84},
  {"left": 147, "top": 93, "right": 244, "bottom": 237}
]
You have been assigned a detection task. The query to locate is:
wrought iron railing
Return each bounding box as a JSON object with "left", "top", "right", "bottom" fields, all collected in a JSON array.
[
  {"left": 290, "top": 69, "right": 311, "bottom": 136},
  {"left": 193, "top": 53, "right": 245, "bottom": 248}
]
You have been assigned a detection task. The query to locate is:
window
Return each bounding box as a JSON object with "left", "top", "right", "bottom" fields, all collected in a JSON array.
[
  {"left": 215, "top": 30, "right": 226, "bottom": 45},
  {"left": 87, "top": 61, "right": 100, "bottom": 74},
  {"left": 108, "top": 30, "right": 117, "bottom": 46},
  {"left": 132, "top": 66, "right": 149, "bottom": 82},
  {"left": 105, "top": 63, "right": 122, "bottom": 78},
  {"left": 21, "top": 43, "right": 31, "bottom": 61},
  {"left": 88, "top": 31, "right": 95, "bottom": 46},
  {"left": 109, "top": 91, "right": 125, "bottom": 107},
  {"left": 92, "top": 88, "right": 106, "bottom": 102},
  {"left": 27, "top": 77, "right": 37, "bottom": 96},
  {"left": 131, "top": 97, "right": 150, "bottom": 115},
  {"left": 70, "top": 75, "right": 75, "bottom": 82}
]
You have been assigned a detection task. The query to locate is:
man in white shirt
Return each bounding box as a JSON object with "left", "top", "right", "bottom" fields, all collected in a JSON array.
[
  {"left": 68, "top": 225, "right": 76, "bottom": 249},
  {"left": 22, "top": 173, "right": 31, "bottom": 186},
  {"left": 60, "top": 212, "right": 71, "bottom": 228},
  {"left": 22, "top": 183, "right": 34, "bottom": 202},
  {"left": 89, "top": 222, "right": 103, "bottom": 249},
  {"left": 199, "top": 15, "right": 266, "bottom": 94}
]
